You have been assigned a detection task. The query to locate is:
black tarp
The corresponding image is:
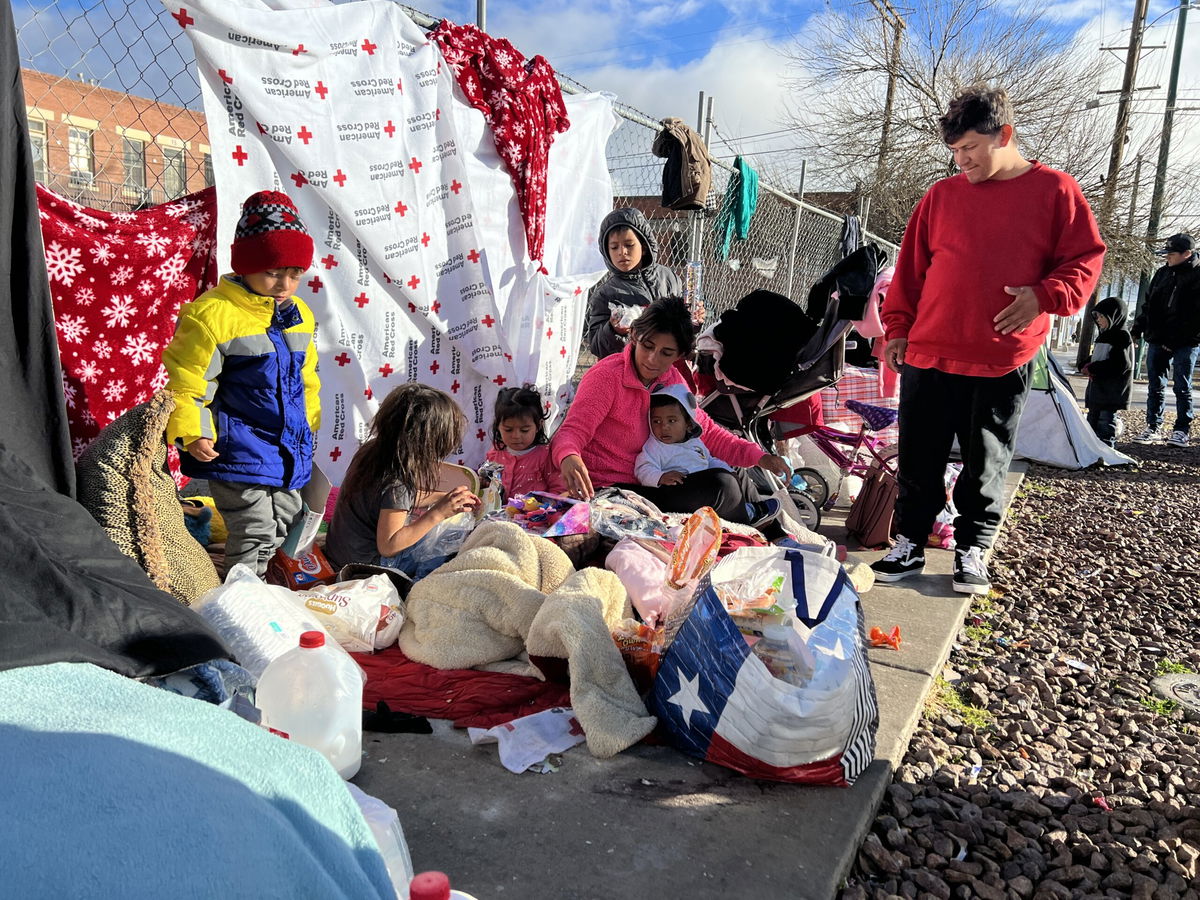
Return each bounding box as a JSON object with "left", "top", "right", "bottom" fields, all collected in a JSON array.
[
  {"left": 2, "top": 0, "right": 74, "bottom": 497},
  {"left": 0, "top": 2, "right": 230, "bottom": 675}
]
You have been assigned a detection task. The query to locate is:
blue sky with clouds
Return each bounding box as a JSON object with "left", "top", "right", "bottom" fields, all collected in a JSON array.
[{"left": 13, "top": 0, "right": 1200, "bottom": 212}]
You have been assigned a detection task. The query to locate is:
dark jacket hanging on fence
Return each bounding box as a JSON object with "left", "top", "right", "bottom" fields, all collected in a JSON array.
[{"left": 651, "top": 117, "right": 713, "bottom": 211}]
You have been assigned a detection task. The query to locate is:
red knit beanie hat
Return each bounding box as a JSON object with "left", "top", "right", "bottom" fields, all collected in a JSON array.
[{"left": 230, "top": 190, "right": 314, "bottom": 274}]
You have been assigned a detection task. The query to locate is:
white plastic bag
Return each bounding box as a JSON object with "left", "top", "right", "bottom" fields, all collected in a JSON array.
[
  {"left": 346, "top": 782, "right": 414, "bottom": 898},
  {"left": 193, "top": 565, "right": 347, "bottom": 679},
  {"left": 286, "top": 575, "right": 405, "bottom": 653}
]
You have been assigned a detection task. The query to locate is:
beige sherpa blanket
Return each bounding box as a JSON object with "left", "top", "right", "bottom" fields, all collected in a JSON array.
[{"left": 398, "top": 521, "right": 656, "bottom": 758}]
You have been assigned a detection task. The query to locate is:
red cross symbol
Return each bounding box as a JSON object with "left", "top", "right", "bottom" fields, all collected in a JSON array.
[
  {"left": 408, "top": 156, "right": 423, "bottom": 174},
  {"left": 334, "top": 352, "right": 351, "bottom": 367},
  {"left": 321, "top": 254, "right": 338, "bottom": 269},
  {"left": 481, "top": 314, "right": 495, "bottom": 328},
  {"left": 407, "top": 275, "right": 420, "bottom": 290},
  {"left": 231, "top": 145, "right": 248, "bottom": 166},
  {"left": 291, "top": 171, "right": 309, "bottom": 188},
  {"left": 476, "top": 429, "right": 486, "bottom": 442},
  {"left": 329, "top": 446, "right": 342, "bottom": 462},
  {"left": 449, "top": 180, "right": 462, "bottom": 195},
  {"left": 364, "top": 387, "right": 373, "bottom": 400},
  {"left": 297, "top": 126, "right": 313, "bottom": 145},
  {"left": 429, "top": 360, "right": 440, "bottom": 375},
  {"left": 333, "top": 169, "right": 347, "bottom": 187},
  {"left": 504, "top": 353, "right": 512, "bottom": 362},
  {"left": 394, "top": 200, "right": 408, "bottom": 216},
  {"left": 574, "top": 286, "right": 583, "bottom": 295},
  {"left": 384, "top": 120, "right": 395, "bottom": 137},
  {"left": 407, "top": 302, "right": 417, "bottom": 313},
  {"left": 467, "top": 249, "right": 480, "bottom": 264},
  {"left": 450, "top": 380, "right": 460, "bottom": 393},
  {"left": 560, "top": 346, "right": 567, "bottom": 357},
  {"left": 256, "top": 121, "right": 268, "bottom": 135},
  {"left": 361, "top": 37, "right": 377, "bottom": 55},
  {"left": 218, "top": 69, "right": 233, "bottom": 85},
  {"left": 307, "top": 275, "right": 322, "bottom": 292},
  {"left": 314, "top": 81, "right": 329, "bottom": 99},
  {"left": 492, "top": 375, "right": 507, "bottom": 386},
  {"left": 379, "top": 363, "right": 394, "bottom": 378},
  {"left": 567, "top": 717, "right": 584, "bottom": 737},
  {"left": 292, "top": 44, "right": 306, "bottom": 56},
  {"left": 420, "top": 232, "right": 430, "bottom": 247},
  {"left": 171, "top": 7, "right": 194, "bottom": 28},
  {"left": 350, "top": 292, "right": 369, "bottom": 308},
  {"left": 436, "top": 108, "right": 441, "bottom": 120},
  {"left": 546, "top": 328, "right": 553, "bottom": 338},
  {"left": 396, "top": 78, "right": 404, "bottom": 93},
  {"left": 431, "top": 299, "right": 441, "bottom": 314}
]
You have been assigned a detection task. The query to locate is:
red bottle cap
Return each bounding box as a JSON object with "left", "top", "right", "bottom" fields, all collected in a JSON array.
[
  {"left": 409, "top": 871, "right": 451, "bottom": 900},
  {"left": 298, "top": 631, "right": 325, "bottom": 649}
]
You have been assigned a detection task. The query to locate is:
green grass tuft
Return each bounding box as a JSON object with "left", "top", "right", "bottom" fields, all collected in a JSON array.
[
  {"left": 1156, "top": 659, "right": 1192, "bottom": 676},
  {"left": 925, "top": 675, "right": 994, "bottom": 731}
]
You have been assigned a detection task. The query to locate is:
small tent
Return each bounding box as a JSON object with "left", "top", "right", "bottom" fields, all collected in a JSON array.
[{"left": 1014, "top": 346, "right": 1133, "bottom": 469}]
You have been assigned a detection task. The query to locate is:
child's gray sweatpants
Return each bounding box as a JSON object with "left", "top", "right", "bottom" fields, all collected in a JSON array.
[{"left": 208, "top": 480, "right": 304, "bottom": 576}]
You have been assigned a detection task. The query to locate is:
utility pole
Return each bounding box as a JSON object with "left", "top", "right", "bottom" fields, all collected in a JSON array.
[
  {"left": 476, "top": 0, "right": 486, "bottom": 31},
  {"left": 1077, "top": 0, "right": 1150, "bottom": 370},
  {"left": 869, "top": 0, "right": 906, "bottom": 171},
  {"left": 1100, "top": 0, "right": 1149, "bottom": 226},
  {"left": 1133, "top": 0, "right": 1190, "bottom": 374},
  {"left": 1144, "top": 1, "right": 1189, "bottom": 251}
]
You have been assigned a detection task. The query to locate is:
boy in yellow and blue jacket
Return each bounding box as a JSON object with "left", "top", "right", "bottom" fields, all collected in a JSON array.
[{"left": 162, "top": 190, "right": 320, "bottom": 575}]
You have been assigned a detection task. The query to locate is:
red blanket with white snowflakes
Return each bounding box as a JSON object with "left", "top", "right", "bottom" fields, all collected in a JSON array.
[{"left": 38, "top": 185, "right": 218, "bottom": 459}]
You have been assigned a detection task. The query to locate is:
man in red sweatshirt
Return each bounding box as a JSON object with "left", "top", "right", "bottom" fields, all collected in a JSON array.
[{"left": 871, "top": 85, "right": 1105, "bottom": 595}]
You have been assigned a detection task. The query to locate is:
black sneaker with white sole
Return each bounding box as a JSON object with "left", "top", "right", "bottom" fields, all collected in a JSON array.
[
  {"left": 871, "top": 534, "right": 925, "bottom": 582},
  {"left": 748, "top": 497, "right": 782, "bottom": 528},
  {"left": 952, "top": 546, "right": 991, "bottom": 595}
]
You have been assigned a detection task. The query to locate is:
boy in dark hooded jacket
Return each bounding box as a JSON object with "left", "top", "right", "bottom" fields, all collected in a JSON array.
[
  {"left": 1082, "top": 295, "right": 1133, "bottom": 447},
  {"left": 583, "top": 208, "right": 683, "bottom": 358}
]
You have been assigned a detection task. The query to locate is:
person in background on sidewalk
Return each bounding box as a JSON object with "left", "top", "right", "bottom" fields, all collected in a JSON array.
[
  {"left": 871, "top": 85, "right": 1105, "bottom": 595},
  {"left": 1130, "top": 233, "right": 1200, "bottom": 448},
  {"left": 1081, "top": 296, "right": 1133, "bottom": 448}
]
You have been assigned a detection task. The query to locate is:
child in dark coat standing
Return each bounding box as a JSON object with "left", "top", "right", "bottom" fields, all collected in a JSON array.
[{"left": 1082, "top": 295, "right": 1133, "bottom": 447}]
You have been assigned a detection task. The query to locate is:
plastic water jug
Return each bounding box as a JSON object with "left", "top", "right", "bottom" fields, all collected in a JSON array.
[
  {"left": 256, "top": 631, "right": 363, "bottom": 779},
  {"left": 409, "top": 871, "right": 479, "bottom": 900}
]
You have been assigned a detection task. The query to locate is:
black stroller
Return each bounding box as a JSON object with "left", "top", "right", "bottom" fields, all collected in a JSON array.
[{"left": 695, "top": 244, "right": 889, "bottom": 529}]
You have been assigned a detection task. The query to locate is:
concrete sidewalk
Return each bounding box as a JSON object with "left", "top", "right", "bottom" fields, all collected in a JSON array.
[{"left": 351, "top": 466, "right": 1026, "bottom": 900}]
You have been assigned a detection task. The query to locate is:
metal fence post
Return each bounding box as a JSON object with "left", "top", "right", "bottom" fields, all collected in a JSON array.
[{"left": 785, "top": 160, "right": 807, "bottom": 300}]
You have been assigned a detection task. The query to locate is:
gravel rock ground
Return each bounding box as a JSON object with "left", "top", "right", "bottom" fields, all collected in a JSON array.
[{"left": 841, "top": 410, "right": 1200, "bottom": 900}]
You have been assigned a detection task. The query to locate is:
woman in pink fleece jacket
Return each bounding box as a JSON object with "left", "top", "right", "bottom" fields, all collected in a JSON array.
[{"left": 553, "top": 297, "right": 789, "bottom": 520}]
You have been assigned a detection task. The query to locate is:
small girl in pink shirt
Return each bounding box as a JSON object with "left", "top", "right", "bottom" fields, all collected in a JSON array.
[{"left": 485, "top": 386, "right": 566, "bottom": 498}]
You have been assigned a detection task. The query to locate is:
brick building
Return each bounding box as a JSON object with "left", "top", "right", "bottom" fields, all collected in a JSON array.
[{"left": 21, "top": 69, "right": 212, "bottom": 211}]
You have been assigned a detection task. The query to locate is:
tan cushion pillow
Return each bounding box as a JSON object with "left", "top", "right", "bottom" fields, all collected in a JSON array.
[{"left": 76, "top": 391, "right": 220, "bottom": 605}]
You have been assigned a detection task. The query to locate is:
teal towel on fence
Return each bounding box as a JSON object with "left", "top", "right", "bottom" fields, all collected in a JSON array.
[
  {"left": 0, "top": 662, "right": 392, "bottom": 900},
  {"left": 714, "top": 156, "right": 759, "bottom": 261}
]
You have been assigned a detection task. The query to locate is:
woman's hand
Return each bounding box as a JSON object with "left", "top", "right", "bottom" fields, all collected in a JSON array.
[
  {"left": 433, "top": 485, "right": 480, "bottom": 520},
  {"left": 561, "top": 454, "right": 595, "bottom": 500},
  {"left": 757, "top": 453, "right": 791, "bottom": 479},
  {"left": 691, "top": 305, "right": 706, "bottom": 327}
]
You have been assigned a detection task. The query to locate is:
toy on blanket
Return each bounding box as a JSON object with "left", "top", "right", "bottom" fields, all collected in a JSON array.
[{"left": 495, "top": 492, "right": 591, "bottom": 538}]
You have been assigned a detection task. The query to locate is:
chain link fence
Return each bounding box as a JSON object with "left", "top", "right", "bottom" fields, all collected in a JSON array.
[
  {"left": 560, "top": 72, "right": 897, "bottom": 320},
  {"left": 14, "top": 0, "right": 896, "bottom": 303},
  {"left": 15, "top": 0, "right": 209, "bottom": 209}
]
